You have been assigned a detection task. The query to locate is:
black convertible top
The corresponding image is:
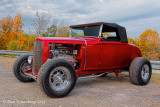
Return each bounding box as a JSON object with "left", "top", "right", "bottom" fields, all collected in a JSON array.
[{"left": 70, "top": 22, "right": 128, "bottom": 43}]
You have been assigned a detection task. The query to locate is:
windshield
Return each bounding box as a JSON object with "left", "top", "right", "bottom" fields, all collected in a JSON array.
[{"left": 71, "top": 25, "right": 100, "bottom": 37}]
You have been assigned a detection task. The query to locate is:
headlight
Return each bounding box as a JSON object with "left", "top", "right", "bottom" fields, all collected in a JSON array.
[{"left": 28, "top": 56, "right": 33, "bottom": 64}]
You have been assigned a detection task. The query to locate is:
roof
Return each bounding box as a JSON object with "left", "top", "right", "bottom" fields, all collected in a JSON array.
[{"left": 70, "top": 22, "right": 128, "bottom": 43}]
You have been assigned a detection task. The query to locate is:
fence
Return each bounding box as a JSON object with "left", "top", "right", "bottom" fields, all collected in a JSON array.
[
  {"left": 0, "top": 50, "right": 33, "bottom": 56},
  {"left": 150, "top": 61, "right": 160, "bottom": 70},
  {"left": 0, "top": 50, "right": 160, "bottom": 70}
]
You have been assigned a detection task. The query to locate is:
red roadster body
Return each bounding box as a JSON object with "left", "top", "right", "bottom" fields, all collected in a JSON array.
[{"left": 13, "top": 22, "right": 151, "bottom": 98}]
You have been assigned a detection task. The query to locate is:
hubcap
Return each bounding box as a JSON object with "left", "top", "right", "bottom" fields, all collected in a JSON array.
[
  {"left": 49, "top": 67, "right": 71, "bottom": 91},
  {"left": 141, "top": 64, "right": 150, "bottom": 81},
  {"left": 20, "top": 60, "right": 32, "bottom": 76}
]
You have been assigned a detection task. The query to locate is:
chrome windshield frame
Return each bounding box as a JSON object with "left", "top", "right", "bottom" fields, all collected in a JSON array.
[
  {"left": 98, "top": 24, "right": 103, "bottom": 38},
  {"left": 69, "top": 27, "right": 72, "bottom": 38},
  {"left": 69, "top": 25, "right": 102, "bottom": 38}
]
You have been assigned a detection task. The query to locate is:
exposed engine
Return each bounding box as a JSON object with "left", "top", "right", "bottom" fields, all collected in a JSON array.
[{"left": 49, "top": 43, "right": 80, "bottom": 68}]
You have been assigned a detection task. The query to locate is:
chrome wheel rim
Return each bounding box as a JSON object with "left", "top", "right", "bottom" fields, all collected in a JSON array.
[
  {"left": 49, "top": 66, "right": 71, "bottom": 91},
  {"left": 20, "top": 60, "right": 32, "bottom": 76},
  {"left": 141, "top": 64, "right": 150, "bottom": 81}
]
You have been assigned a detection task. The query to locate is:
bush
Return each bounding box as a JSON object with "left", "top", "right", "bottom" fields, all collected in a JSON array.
[
  {"left": 7, "top": 40, "right": 17, "bottom": 50},
  {"left": 19, "top": 45, "right": 27, "bottom": 51}
]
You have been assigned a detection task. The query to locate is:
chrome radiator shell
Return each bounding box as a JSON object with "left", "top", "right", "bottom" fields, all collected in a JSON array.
[{"left": 32, "top": 40, "right": 43, "bottom": 75}]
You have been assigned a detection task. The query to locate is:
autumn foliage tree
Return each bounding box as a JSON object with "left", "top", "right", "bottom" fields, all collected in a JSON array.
[
  {"left": 13, "top": 14, "right": 24, "bottom": 50},
  {"left": 0, "top": 15, "right": 13, "bottom": 49},
  {"left": 0, "top": 14, "right": 37, "bottom": 51},
  {"left": 128, "top": 29, "right": 160, "bottom": 60},
  {"left": 0, "top": 14, "right": 23, "bottom": 50}
]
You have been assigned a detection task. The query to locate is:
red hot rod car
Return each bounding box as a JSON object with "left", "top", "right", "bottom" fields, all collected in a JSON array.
[{"left": 13, "top": 22, "right": 152, "bottom": 98}]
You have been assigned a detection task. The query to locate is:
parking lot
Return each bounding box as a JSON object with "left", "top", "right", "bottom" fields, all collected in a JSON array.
[{"left": 0, "top": 57, "right": 160, "bottom": 107}]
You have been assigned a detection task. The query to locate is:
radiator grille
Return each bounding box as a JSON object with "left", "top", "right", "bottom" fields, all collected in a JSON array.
[{"left": 32, "top": 40, "right": 43, "bottom": 75}]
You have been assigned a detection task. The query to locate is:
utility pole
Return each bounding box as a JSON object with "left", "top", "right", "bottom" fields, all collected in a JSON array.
[{"left": 28, "top": 28, "right": 30, "bottom": 51}]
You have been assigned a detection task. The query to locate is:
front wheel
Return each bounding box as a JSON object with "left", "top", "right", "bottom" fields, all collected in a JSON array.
[
  {"left": 37, "top": 59, "right": 76, "bottom": 98},
  {"left": 129, "top": 57, "right": 152, "bottom": 85},
  {"left": 13, "top": 55, "right": 34, "bottom": 82}
]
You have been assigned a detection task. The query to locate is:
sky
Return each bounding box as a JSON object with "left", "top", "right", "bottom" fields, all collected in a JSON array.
[{"left": 0, "top": 0, "right": 160, "bottom": 38}]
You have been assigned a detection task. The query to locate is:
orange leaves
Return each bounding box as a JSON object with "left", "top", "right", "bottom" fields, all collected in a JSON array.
[
  {"left": 13, "top": 14, "right": 23, "bottom": 33},
  {"left": 128, "top": 29, "right": 160, "bottom": 60},
  {"left": 0, "top": 14, "right": 24, "bottom": 50},
  {"left": 0, "top": 14, "right": 37, "bottom": 51},
  {"left": 0, "top": 15, "right": 13, "bottom": 49},
  {"left": 128, "top": 37, "right": 136, "bottom": 45},
  {"left": 28, "top": 35, "right": 37, "bottom": 51},
  {"left": 13, "top": 14, "right": 24, "bottom": 50},
  {"left": 136, "top": 29, "right": 160, "bottom": 60}
]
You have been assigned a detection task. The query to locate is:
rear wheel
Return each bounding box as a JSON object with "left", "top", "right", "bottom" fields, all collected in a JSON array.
[
  {"left": 129, "top": 57, "right": 152, "bottom": 85},
  {"left": 38, "top": 59, "right": 76, "bottom": 98},
  {"left": 13, "top": 55, "right": 34, "bottom": 82}
]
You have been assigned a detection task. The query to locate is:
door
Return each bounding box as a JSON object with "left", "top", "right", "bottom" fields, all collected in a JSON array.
[
  {"left": 99, "top": 41, "right": 121, "bottom": 69},
  {"left": 99, "top": 31, "right": 123, "bottom": 69}
]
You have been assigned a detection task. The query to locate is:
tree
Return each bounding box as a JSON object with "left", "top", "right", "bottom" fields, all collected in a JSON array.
[
  {"left": 28, "top": 34, "right": 37, "bottom": 51},
  {"left": 129, "top": 29, "right": 160, "bottom": 60},
  {"left": 58, "top": 26, "right": 70, "bottom": 37},
  {"left": 0, "top": 35, "right": 5, "bottom": 49},
  {"left": 0, "top": 15, "right": 13, "bottom": 49},
  {"left": 42, "top": 24, "right": 57, "bottom": 37},
  {"left": 7, "top": 40, "right": 17, "bottom": 50},
  {"left": 0, "top": 14, "right": 24, "bottom": 50},
  {"left": 13, "top": 14, "right": 24, "bottom": 50},
  {"left": 32, "top": 12, "right": 50, "bottom": 36},
  {"left": 128, "top": 37, "right": 136, "bottom": 45},
  {"left": 0, "top": 14, "right": 38, "bottom": 51},
  {"left": 42, "top": 18, "right": 64, "bottom": 37}
]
